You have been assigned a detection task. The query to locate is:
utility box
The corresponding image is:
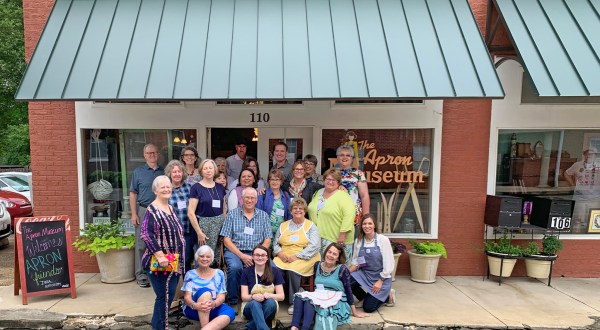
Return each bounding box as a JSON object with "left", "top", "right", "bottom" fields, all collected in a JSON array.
[
  {"left": 524, "top": 196, "right": 574, "bottom": 231},
  {"left": 484, "top": 195, "right": 523, "bottom": 228}
]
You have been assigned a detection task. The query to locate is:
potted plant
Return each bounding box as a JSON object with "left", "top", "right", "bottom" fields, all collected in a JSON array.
[
  {"left": 484, "top": 234, "right": 523, "bottom": 277},
  {"left": 390, "top": 241, "right": 407, "bottom": 282},
  {"left": 407, "top": 240, "right": 447, "bottom": 283},
  {"left": 73, "top": 221, "right": 135, "bottom": 284},
  {"left": 524, "top": 235, "right": 563, "bottom": 278}
]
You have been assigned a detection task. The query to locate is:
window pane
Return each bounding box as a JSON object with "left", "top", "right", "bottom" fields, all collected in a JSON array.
[{"left": 495, "top": 129, "right": 600, "bottom": 234}]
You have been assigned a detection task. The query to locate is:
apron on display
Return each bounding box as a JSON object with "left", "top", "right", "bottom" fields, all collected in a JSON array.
[{"left": 350, "top": 234, "right": 391, "bottom": 302}]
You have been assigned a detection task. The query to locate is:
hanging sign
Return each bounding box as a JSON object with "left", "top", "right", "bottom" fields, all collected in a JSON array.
[{"left": 14, "top": 215, "right": 77, "bottom": 304}]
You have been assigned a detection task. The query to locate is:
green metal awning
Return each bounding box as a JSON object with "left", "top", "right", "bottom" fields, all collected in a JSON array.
[
  {"left": 16, "top": 0, "right": 504, "bottom": 101},
  {"left": 493, "top": 0, "right": 600, "bottom": 97}
]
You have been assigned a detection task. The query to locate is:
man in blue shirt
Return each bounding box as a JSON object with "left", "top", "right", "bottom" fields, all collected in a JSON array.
[
  {"left": 129, "top": 143, "right": 164, "bottom": 288},
  {"left": 220, "top": 187, "right": 271, "bottom": 305}
]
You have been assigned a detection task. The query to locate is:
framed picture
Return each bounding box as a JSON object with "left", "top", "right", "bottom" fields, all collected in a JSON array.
[{"left": 588, "top": 209, "right": 600, "bottom": 233}]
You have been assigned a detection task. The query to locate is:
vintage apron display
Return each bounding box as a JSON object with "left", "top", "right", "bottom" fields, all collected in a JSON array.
[{"left": 351, "top": 234, "right": 392, "bottom": 302}]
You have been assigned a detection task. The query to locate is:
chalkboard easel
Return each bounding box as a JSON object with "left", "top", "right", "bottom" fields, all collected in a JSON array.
[{"left": 14, "top": 215, "right": 77, "bottom": 304}]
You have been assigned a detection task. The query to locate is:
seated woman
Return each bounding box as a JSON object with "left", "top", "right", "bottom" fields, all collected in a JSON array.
[
  {"left": 272, "top": 198, "right": 321, "bottom": 314},
  {"left": 241, "top": 245, "right": 285, "bottom": 330},
  {"left": 291, "top": 243, "right": 368, "bottom": 330},
  {"left": 181, "top": 245, "right": 235, "bottom": 329},
  {"left": 349, "top": 214, "right": 396, "bottom": 313}
]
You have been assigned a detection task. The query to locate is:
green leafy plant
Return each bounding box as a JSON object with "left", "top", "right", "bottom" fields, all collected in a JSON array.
[
  {"left": 483, "top": 234, "right": 524, "bottom": 256},
  {"left": 408, "top": 240, "right": 447, "bottom": 258},
  {"left": 523, "top": 242, "right": 540, "bottom": 256},
  {"left": 73, "top": 221, "right": 135, "bottom": 256},
  {"left": 541, "top": 235, "right": 563, "bottom": 256},
  {"left": 390, "top": 241, "right": 407, "bottom": 254}
]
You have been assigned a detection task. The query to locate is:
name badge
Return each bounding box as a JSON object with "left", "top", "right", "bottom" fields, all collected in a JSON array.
[
  {"left": 289, "top": 235, "right": 299, "bottom": 242},
  {"left": 316, "top": 284, "right": 325, "bottom": 291},
  {"left": 244, "top": 227, "right": 254, "bottom": 235},
  {"left": 366, "top": 248, "right": 371, "bottom": 254},
  {"left": 357, "top": 256, "right": 367, "bottom": 267},
  {"left": 177, "top": 201, "right": 186, "bottom": 209},
  {"left": 290, "top": 198, "right": 294, "bottom": 203},
  {"left": 275, "top": 209, "right": 285, "bottom": 216},
  {"left": 212, "top": 200, "right": 221, "bottom": 208}
]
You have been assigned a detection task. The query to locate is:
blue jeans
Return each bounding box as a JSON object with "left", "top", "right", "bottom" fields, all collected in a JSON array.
[
  {"left": 183, "top": 230, "right": 198, "bottom": 273},
  {"left": 291, "top": 296, "right": 315, "bottom": 330},
  {"left": 223, "top": 250, "right": 251, "bottom": 305},
  {"left": 148, "top": 271, "right": 180, "bottom": 330},
  {"left": 243, "top": 299, "right": 277, "bottom": 330},
  {"left": 350, "top": 277, "right": 385, "bottom": 313}
]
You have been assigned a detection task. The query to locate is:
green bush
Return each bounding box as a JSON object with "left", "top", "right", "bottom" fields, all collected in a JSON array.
[
  {"left": 523, "top": 241, "right": 540, "bottom": 256},
  {"left": 409, "top": 240, "right": 447, "bottom": 258},
  {"left": 541, "top": 235, "right": 563, "bottom": 256},
  {"left": 484, "top": 234, "right": 524, "bottom": 256},
  {"left": 73, "top": 221, "right": 135, "bottom": 256}
]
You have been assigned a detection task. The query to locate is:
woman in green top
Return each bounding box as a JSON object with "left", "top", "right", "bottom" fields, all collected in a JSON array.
[{"left": 307, "top": 169, "right": 355, "bottom": 263}]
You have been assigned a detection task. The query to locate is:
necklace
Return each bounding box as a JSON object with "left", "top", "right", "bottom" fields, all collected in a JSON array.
[
  {"left": 320, "top": 263, "right": 336, "bottom": 277},
  {"left": 365, "top": 236, "right": 375, "bottom": 244}
]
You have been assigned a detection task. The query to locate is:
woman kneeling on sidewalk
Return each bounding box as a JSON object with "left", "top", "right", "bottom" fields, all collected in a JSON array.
[{"left": 181, "top": 245, "right": 235, "bottom": 329}]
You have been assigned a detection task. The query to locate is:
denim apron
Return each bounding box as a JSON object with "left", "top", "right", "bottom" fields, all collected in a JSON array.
[{"left": 351, "top": 234, "right": 391, "bottom": 302}]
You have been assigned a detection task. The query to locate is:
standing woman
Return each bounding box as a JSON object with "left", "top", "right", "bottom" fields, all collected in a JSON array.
[
  {"left": 141, "top": 175, "right": 185, "bottom": 330},
  {"left": 256, "top": 169, "right": 291, "bottom": 238},
  {"left": 227, "top": 168, "right": 257, "bottom": 210},
  {"left": 282, "top": 161, "right": 323, "bottom": 208},
  {"left": 290, "top": 243, "right": 368, "bottom": 330},
  {"left": 336, "top": 145, "right": 370, "bottom": 225},
  {"left": 181, "top": 146, "right": 202, "bottom": 185},
  {"left": 165, "top": 160, "right": 194, "bottom": 273},
  {"left": 349, "top": 214, "right": 395, "bottom": 313},
  {"left": 307, "top": 169, "right": 355, "bottom": 260},
  {"left": 188, "top": 159, "right": 227, "bottom": 267},
  {"left": 240, "top": 245, "right": 285, "bottom": 330}
]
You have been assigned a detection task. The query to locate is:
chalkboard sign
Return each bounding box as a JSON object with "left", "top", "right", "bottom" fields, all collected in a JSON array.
[{"left": 14, "top": 215, "right": 76, "bottom": 304}]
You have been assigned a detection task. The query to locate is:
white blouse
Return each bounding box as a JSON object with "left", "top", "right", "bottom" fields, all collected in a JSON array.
[{"left": 351, "top": 234, "right": 395, "bottom": 279}]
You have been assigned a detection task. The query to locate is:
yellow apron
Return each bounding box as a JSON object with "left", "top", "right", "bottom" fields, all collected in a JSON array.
[
  {"left": 241, "top": 269, "right": 279, "bottom": 327},
  {"left": 273, "top": 220, "right": 321, "bottom": 276}
]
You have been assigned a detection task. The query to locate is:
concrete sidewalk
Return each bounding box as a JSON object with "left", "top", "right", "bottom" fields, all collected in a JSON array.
[{"left": 1, "top": 274, "right": 599, "bottom": 329}]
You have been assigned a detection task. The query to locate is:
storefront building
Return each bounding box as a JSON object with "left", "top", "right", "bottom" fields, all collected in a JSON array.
[{"left": 18, "top": 0, "right": 600, "bottom": 276}]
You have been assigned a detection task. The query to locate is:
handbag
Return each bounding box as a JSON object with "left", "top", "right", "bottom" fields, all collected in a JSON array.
[{"left": 150, "top": 253, "right": 180, "bottom": 273}]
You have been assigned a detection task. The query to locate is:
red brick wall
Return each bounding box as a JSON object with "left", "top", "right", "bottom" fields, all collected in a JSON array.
[{"left": 23, "top": 0, "right": 98, "bottom": 272}]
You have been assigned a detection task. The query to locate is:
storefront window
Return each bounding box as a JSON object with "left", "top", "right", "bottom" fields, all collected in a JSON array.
[
  {"left": 322, "top": 129, "right": 433, "bottom": 235},
  {"left": 495, "top": 129, "right": 600, "bottom": 234},
  {"left": 83, "top": 128, "right": 197, "bottom": 232}
]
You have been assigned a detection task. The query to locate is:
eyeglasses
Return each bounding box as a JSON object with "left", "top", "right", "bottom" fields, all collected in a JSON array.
[
  {"left": 253, "top": 254, "right": 268, "bottom": 258},
  {"left": 145, "top": 152, "right": 158, "bottom": 155},
  {"left": 324, "top": 178, "right": 337, "bottom": 182},
  {"left": 183, "top": 153, "right": 196, "bottom": 157},
  {"left": 243, "top": 196, "right": 257, "bottom": 200},
  {"left": 305, "top": 162, "right": 315, "bottom": 166},
  {"left": 338, "top": 153, "right": 353, "bottom": 158},
  {"left": 294, "top": 168, "right": 305, "bottom": 172},
  {"left": 292, "top": 206, "right": 305, "bottom": 211},
  {"left": 269, "top": 178, "right": 281, "bottom": 182}
]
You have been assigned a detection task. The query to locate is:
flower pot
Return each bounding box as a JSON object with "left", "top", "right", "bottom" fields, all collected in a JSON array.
[
  {"left": 487, "top": 255, "right": 517, "bottom": 277},
  {"left": 525, "top": 258, "right": 552, "bottom": 278},
  {"left": 95, "top": 247, "right": 135, "bottom": 284},
  {"left": 392, "top": 253, "right": 402, "bottom": 282},
  {"left": 408, "top": 249, "right": 441, "bottom": 283}
]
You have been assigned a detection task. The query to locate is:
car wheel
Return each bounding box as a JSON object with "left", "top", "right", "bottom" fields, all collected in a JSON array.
[{"left": 0, "top": 237, "right": 8, "bottom": 249}]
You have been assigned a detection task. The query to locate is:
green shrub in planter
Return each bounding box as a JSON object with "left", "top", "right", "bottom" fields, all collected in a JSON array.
[
  {"left": 408, "top": 240, "right": 447, "bottom": 258},
  {"left": 73, "top": 221, "right": 135, "bottom": 256},
  {"left": 541, "top": 235, "right": 563, "bottom": 256},
  {"left": 523, "top": 242, "right": 540, "bottom": 256},
  {"left": 483, "top": 234, "right": 524, "bottom": 256}
]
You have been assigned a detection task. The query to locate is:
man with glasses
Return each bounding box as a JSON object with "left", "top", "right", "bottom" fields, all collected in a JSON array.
[
  {"left": 129, "top": 143, "right": 164, "bottom": 288},
  {"left": 220, "top": 187, "right": 272, "bottom": 307},
  {"left": 226, "top": 138, "right": 248, "bottom": 180},
  {"left": 303, "top": 154, "right": 323, "bottom": 184}
]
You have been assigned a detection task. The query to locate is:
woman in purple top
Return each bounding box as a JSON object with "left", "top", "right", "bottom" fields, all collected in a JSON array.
[
  {"left": 187, "top": 159, "right": 227, "bottom": 268},
  {"left": 141, "top": 175, "right": 185, "bottom": 330}
]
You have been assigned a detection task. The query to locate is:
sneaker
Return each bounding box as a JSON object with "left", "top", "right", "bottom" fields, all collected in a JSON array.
[
  {"left": 385, "top": 289, "right": 396, "bottom": 307},
  {"left": 288, "top": 305, "right": 294, "bottom": 315},
  {"left": 137, "top": 278, "right": 150, "bottom": 288}
]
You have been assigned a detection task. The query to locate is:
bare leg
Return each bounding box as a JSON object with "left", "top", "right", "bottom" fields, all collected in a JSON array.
[
  {"left": 196, "top": 292, "right": 231, "bottom": 330},
  {"left": 197, "top": 291, "right": 212, "bottom": 327}
]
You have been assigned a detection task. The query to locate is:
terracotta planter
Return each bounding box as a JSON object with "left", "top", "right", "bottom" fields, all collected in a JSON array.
[
  {"left": 392, "top": 253, "right": 402, "bottom": 281},
  {"left": 408, "top": 250, "right": 441, "bottom": 283},
  {"left": 95, "top": 247, "right": 135, "bottom": 284},
  {"left": 487, "top": 255, "right": 517, "bottom": 277},
  {"left": 525, "top": 258, "right": 552, "bottom": 278}
]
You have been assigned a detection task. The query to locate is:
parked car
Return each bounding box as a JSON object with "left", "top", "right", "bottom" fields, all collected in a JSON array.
[
  {"left": 0, "top": 175, "right": 32, "bottom": 206},
  {"left": 0, "top": 190, "right": 33, "bottom": 227},
  {"left": 0, "top": 204, "right": 10, "bottom": 249},
  {"left": 0, "top": 172, "right": 32, "bottom": 186}
]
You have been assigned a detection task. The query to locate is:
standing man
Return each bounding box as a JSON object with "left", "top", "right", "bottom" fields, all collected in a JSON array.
[
  {"left": 226, "top": 138, "right": 248, "bottom": 180},
  {"left": 271, "top": 141, "right": 292, "bottom": 179},
  {"left": 220, "top": 187, "right": 272, "bottom": 306},
  {"left": 129, "top": 143, "right": 164, "bottom": 288}
]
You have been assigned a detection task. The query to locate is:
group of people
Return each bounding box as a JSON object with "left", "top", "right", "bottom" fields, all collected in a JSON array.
[{"left": 129, "top": 141, "right": 395, "bottom": 330}]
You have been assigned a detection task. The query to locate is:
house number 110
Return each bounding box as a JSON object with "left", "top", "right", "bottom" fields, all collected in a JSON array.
[{"left": 250, "top": 113, "right": 270, "bottom": 123}]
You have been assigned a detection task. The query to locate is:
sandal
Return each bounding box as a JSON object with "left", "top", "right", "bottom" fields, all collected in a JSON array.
[{"left": 385, "top": 288, "right": 396, "bottom": 307}]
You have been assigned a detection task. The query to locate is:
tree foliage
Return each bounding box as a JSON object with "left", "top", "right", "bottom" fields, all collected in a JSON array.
[{"left": 0, "top": 0, "right": 29, "bottom": 165}]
